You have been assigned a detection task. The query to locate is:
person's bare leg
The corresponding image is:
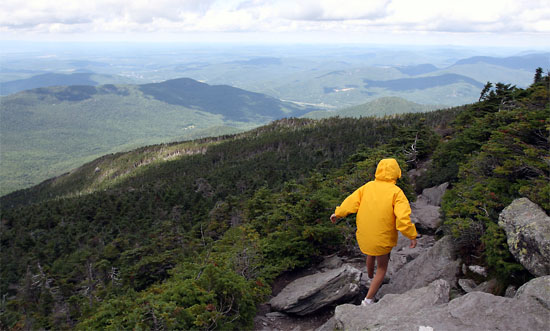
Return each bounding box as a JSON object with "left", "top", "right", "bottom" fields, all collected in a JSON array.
[
  {"left": 365, "top": 253, "right": 390, "bottom": 300},
  {"left": 366, "top": 255, "right": 375, "bottom": 279}
]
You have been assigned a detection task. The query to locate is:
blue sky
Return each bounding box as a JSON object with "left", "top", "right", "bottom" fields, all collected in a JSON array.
[{"left": 1, "top": 0, "right": 549, "bottom": 47}]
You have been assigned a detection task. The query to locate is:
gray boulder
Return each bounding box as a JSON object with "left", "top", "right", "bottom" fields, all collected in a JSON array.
[
  {"left": 421, "top": 182, "right": 449, "bottom": 206},
  {"left": 317, "top": 255, "right": 343, "bottom": 271},
  {"left": 333, "top": 279, "right": 550, "bottom": 331},
  {"left": 515, "top": 275, "right": 550, "bottom": 309},
  {"left": 409, "top": 182, "right": 448, "bottom": 233},
  {"left": 459, "top": 278, "right": 498, "bottom": 294},
  {"left": 498, "top": 198, "right": 550, "bottom": 276},
  {"left": 434, "top": 291, "right": 549, "bottom": 331},
  {"left": 378, "top": 236, "right": 461, "bottom": 297},
  {"left": 269, "top": 264, "right": 362, "bottom": 315},
  {"left": 458, "top": 279, "right": 477, "bottom": 293},
  {"left": 316, "top": 317, "right": 336, "bottom": 331},
  {"left": 410, "top": 196, "right": 441, "bottom": 233}
]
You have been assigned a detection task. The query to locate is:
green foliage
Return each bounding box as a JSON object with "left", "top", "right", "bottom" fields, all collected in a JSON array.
[
  {"left": 481, "top": 222, "right": 525, "bottom": 280},
  {"left": 78, "top": 263, "right": 264, "bottom": 330},
  {"left": 422, "top": 75, "right": 549, "bottom": 282}
]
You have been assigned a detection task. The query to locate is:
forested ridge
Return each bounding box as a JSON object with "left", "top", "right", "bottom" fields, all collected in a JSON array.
[{"left": 1, "top": 70, "right": 548, "bottom": 330}]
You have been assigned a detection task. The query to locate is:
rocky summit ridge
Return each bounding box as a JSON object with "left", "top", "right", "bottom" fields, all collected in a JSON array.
[{"left": 255, "top": 183, "right": 550, "bottom": 331}]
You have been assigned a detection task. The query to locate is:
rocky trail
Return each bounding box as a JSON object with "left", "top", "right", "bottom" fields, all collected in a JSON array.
[{"left": 253, "top": 181, "right": 550, "bottom": 330}]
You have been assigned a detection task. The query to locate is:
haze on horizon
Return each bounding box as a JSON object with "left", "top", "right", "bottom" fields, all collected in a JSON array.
[{"left": 1, "top": 0, "right": 549, "bottom": 48}]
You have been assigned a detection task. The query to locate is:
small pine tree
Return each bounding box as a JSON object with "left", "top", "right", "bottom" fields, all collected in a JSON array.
[
  {"left": 479, "top": 82, "right": 493, "bottom": 101},
  {"left": 533, "top": 67, "right": 543, "bottom": 84}
]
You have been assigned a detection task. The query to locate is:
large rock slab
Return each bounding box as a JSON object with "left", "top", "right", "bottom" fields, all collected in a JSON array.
[
  {"left": 498, "top": 198, "right": 550, "bottom": 276},
  {"left": 332, "top": 279, "right": 451, "bottom": 330},
  {"left": 378, "top": 236, "right": 460, "bottom": 297},
  {"left": 332, "top": 278, "right": 550, "bottom": 331},
  {"left": 269, "top": 264, "right": 362, "bottom": 315}
]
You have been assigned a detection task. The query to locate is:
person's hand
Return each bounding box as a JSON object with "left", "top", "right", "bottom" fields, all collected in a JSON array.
[
  {"left": 330, "top": 214, "right": 339, "bottom": 224},
  {"left": 409, "top": 239, "right": 417, "bottom": 249}
]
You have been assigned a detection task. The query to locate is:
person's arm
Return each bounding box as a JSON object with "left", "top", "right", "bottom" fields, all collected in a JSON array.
[
  {"left": 330, "top": 186, "right": 363, "bottom": 223},
  {"left": 394, "top": 190, "right": 418, "bottom": 245}
]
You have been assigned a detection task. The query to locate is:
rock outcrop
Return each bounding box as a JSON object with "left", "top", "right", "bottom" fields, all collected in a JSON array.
[
  {"left": 377, "top": 236, "right": 460, "bottom": 297},
  {"left": 386, "top": 233, "right": 435, "bottom": 278},
  {"left": 498, "top": 198, "right": 550, "bottom": 276},
  {"left": 410, "top": 182, "right": 448, "bottom": 233},
  {"left": 269, "top": 264, "right": 362, "bottom": 315},
  {"left": 421, "top": 182, "right": 449, "bottom": 206},
  {"left": 326, "top": 277, "right": 550, "bottom": 331},
  {"left": 410, "top": 196, "right": 441, "bottom": 233}
]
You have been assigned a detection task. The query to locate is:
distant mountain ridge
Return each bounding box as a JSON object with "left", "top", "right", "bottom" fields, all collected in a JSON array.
[
  {"left": 0, "top": 72, "right": 98, "bottom": 95},
  {"left": 2, "top": 52, "right": 546, "bottom": 108},
  {"left": 0, "top": 72, "right": 136, "bottom": 96},
  {"left": 453, "top": 53, "right": 550, "bottom": 70},
  {"left": 363, "top": 74, "right": 485, "bottom": 91},
  {"left": 0, "top": 77, "right": 315, "bottom": 195},
  {"left": 395, "top": 64, "right": 439, "bottom": 76}
]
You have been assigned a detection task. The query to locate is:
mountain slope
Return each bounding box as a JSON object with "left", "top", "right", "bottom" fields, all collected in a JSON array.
[
  {"left": 0, "top": 110, "right": 451, "bottom": 330},
  {"left": 0, "top": 78, "right": 314, "bottom": 195},
  {"left": 1, "top": 75, "right": 547, "bottom": 329},
  {"left": 302, "top": 96, "right": 440, "bottom": 119},
  {"left": 139, "top": 78, "right": 307, "bottom": 122}
]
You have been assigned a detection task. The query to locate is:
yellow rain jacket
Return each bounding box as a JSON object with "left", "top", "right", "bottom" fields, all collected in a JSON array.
[{"left": 334, "top": 158, "right": 417, "bottom": 256}]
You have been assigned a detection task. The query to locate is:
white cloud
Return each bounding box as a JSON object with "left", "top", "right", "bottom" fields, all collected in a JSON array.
[{"left": 1, "top": 0, "right": 549, "bottom": 44}]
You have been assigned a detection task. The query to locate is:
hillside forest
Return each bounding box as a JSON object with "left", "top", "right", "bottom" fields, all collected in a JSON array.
[{"left": 0, "top": 69, "right": 549, "bottom": 329}]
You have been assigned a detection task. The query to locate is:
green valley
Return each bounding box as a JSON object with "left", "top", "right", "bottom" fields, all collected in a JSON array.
[{"left": 0, "top": 78, "right": 314, "bottom": 195}]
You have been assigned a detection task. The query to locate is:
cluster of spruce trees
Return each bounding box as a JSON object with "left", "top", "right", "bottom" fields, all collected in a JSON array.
[{"left": 1, "top": 70, "right": 548, "bottom": 329}]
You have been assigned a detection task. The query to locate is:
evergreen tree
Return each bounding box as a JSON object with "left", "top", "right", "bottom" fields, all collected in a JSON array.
[
  {"left": 479, "top": 82, "right": 493, "bottom": 101},
  {"left": 534, "top": 67, "right": 543, "bottom": 84}
]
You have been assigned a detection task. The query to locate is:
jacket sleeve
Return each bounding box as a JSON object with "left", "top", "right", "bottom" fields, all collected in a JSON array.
[
  {"left": 394, "top": 190, "right": 417, "bottom": 240},
  {"left": 334, "top": 186, "right": 363, "bottom": 218}
]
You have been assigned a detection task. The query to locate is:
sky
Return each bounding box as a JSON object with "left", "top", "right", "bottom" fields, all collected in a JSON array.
[{"left": 1, "top": 0, "right": 550, "bottom": 47}]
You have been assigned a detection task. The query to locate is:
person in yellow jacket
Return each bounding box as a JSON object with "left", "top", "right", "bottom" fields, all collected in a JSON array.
[{"left": 330, "top": 158, "right": 417, "bottom": 306}]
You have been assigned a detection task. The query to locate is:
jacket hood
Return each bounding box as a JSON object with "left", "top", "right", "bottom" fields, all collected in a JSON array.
[{"left": 375, "top": 158, "right": 402, "bottom": 182}]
